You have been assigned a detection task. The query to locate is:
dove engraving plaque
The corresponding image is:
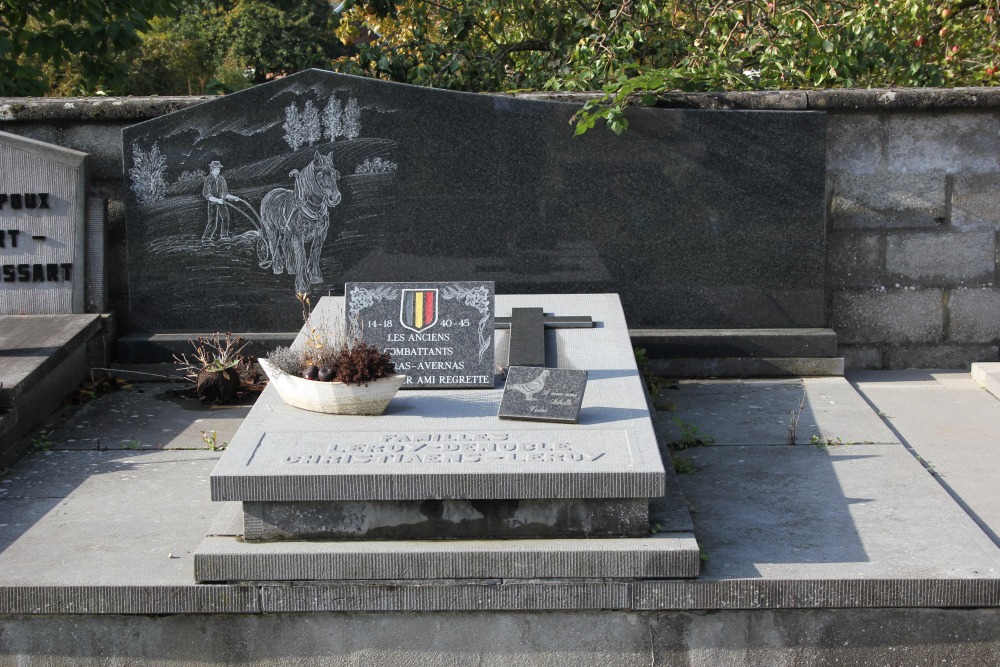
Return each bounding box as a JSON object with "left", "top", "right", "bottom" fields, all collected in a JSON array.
[{"left": 499, "top": 366, "right": 588, "bottom": 423}]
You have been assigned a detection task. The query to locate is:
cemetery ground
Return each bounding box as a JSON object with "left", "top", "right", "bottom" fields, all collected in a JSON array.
[
  {"left": 3, "top": 359, "right": 1000, "bottom": 664},
  {"left": 5, "top": 77, "right": 1000, "bottom": 663}
]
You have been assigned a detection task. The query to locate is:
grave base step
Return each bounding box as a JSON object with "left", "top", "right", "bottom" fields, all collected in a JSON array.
[
  {"left": 194, "top": 533, "right": 700, "bottom": 583},
  {"left": 630, "top": 328, "right": 838, "bottom": 359},
  {"left": 243, "top": 497, "right": 651, "bottom": 541},
  {"left": 116, "top": 332, "right": 297, "bottom": 364},
  {"left": 647, "top": 356, "right": 845, "bottom": 378},
  {"left": 121, "top": 328, "right": 839, "bottom": 365}
]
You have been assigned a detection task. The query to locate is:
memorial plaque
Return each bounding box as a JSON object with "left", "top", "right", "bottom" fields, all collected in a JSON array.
[
  {"left": 124, "top": 69, "right": 827, "bottom": 334},
  {"left": 499, "top": 366, "right": 587, "bottom": 424},
  {"left": 346, "top": 281, "right": 495, "bottom": 389},
  {"left": 0, "top": 131, "right": 88, "bottom": 315}
]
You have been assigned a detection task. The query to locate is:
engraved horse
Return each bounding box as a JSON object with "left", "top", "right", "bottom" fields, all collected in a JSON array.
[{"left": 258, "top": 152, "right": 342, "bottom": 293}]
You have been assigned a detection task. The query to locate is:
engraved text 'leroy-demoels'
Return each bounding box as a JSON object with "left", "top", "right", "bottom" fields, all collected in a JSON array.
[{"left": 283, "top": 432, "right": 607, "bottom": 465}]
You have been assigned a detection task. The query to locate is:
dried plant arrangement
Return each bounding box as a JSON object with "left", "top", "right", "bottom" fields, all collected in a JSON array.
[
  {"left": 259, "top": 294, "right": 403, "bottom": 415},
  {"left": 173, "top": 332, "right": 260, "bottom": 404},
  {"left": 265, "top": 293, "right": 395, "bottom": 386}
]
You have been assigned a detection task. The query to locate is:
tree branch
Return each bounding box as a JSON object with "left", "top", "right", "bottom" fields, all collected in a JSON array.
[{"left": 494, "top": 39, "right": 550, "bottom": 60}]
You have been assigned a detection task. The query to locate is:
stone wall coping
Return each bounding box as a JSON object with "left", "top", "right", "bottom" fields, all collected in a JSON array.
[
  {"left": 3, "top": 87, "right": 1000, "bottom": 122},
  {"left": 518, "top": 87, "right": 1000, "bottom": 110}
]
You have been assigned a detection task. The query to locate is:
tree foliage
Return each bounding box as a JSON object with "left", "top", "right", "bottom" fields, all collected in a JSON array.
[
  {"left": 7, "top": 0, "right": 1000, "bottom": 118},
  {"left": 331, "top": 0, "right": 610, "bottom": 91},
  {"left": 0, "top": 0, "right": 184, "bottom": 95},
  {"left": 328, "top": 0, "right": 1000, "bottom": 132},
  {"left": 2, "top": 0, "right": 344, "bottom": 95},
  {"left": 572, "top": 0, "right": 1000, "bottom": 133},
  {"left": 125, "top": 0, "right": 344, "bottom": 94},
  {"left": 225, "top": 0, "right": 343, "bottom": 84},
  {"left": 123, "top": 2, "right": 233, "bottom": 95}
]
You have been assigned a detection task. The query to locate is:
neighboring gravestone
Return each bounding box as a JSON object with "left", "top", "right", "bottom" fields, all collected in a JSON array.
[
  {"left": 346, "top": 281, "right": 495, "bottom": 388},
  {"left": 0, "top": 131, "right": 90, "bottom": 315},
  {"left": 195, "top": 294, "right": 699, "bottom": 581},
  {"left": 123, "top": 69, "right": 827, "bottom": 334},
  {"left": 499, "top": 366, "right": 588, "bottom": 423}
]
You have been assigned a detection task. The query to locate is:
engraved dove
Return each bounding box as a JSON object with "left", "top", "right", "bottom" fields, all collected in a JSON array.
[{"left": 510, "top": 370, "right": 550, "bottom": 401}]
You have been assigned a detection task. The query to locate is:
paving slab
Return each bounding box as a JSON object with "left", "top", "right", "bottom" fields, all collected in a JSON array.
[
  {"left": 852, "top": 370, "right": 1000, "bottom": 546},
  {"left": 675, "top": 443, "right": 1000, "bottom": 580},
  {"left": 657, "top": 377, "right": 899, "bottom": 446},
  {"left": 4, "top": 369, "right": 1000, "bottom": 616},
  {"left": 41, "top": 383, "right": 252, "bottom": 451},
  {"left": 0, "top": 449, "right": 221, "bottom": 583},
  {"left": 972, "top": 361, "right": 1000, "bottom": 400}
]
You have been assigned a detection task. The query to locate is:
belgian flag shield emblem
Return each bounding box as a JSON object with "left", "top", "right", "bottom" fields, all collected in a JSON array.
[{"left": 399, "top": 289, "right": 439, "bottom": 333}]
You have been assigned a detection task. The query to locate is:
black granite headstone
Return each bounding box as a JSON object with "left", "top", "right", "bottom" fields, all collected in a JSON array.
[
  {"left": 498, "top": 366, "right": 588, "bottom": 423},
  {"left": 345, "top": 280, "right": 495, "bottom": 388},
  {"left": 123, "top": 69, "right": 827, "bottom": 333}
]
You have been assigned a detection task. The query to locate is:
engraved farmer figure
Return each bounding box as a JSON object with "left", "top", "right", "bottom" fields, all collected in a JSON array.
[{"left": 202, "top": 160, "right": 238, "bottom": 241}]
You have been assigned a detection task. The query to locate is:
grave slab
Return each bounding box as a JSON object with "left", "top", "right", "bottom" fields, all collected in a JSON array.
[
  {"left": 197, "top": 293, "right": 687, "bottom": 577},
  {"left": 210, "top": 294, "right": 665, "bottom": 502},
  {"left": 6, "top": 369, "right": 1000, "bottom": 620},
  {"left": 0, "top": 313, "right": 105, "bottom": 467},
  {"left": 0, "top": 314, "right": 101, "bottom": 409}
]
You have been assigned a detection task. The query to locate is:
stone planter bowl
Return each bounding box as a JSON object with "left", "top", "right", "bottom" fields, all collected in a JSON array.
[{"left": 258, "top": 358, "right": 405, "bottom": 415}]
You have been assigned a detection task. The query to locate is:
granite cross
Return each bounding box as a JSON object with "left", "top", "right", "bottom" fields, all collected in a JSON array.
[{"left": 494, "top": 307, "right": 594, "bottom": 368}]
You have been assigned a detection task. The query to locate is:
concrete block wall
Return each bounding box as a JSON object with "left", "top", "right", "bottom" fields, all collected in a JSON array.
[
  {"left": 827, "top": 110, "right": 1000, "bottom": 369},
  {"left": 4, "top": 90, "right": 1000, "bottom": 369}
]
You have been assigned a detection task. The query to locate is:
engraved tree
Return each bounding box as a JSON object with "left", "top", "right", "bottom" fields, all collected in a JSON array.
[
  {"left": 302, "top": 99, "right": 322, "bottom": 147},
  {"left": 129, "top": 142, "right": 168, "bottom": 204},
  {"left": 322, "top": 95, "right": 343, "bottom": 141},
  {"left": 342, "top": 97, "right": 361, "bottom": 140},
  {"left": 282, "top": 102, "right": 305, "bottom": 151}
]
